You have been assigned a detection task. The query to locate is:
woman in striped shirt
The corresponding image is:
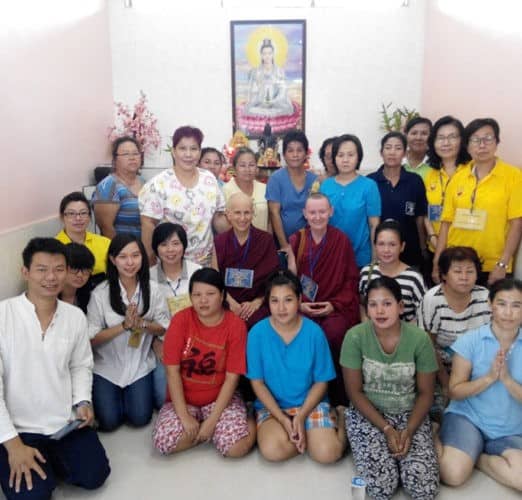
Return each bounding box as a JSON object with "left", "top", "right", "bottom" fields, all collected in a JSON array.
[
  {"left": 418, "top": 246, "right": 491, "bottom": 415},
  {"left": 359, "top": 220, "right": 425, "bottom": 323}
]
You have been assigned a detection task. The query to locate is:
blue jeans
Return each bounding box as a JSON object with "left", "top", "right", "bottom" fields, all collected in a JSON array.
[
  {"left": 0, "top": 427, "right": 110, "bottom": 500},
  {"left": 93, "top": 372, "right": 154, "bottom": 431},
  {"left": 152, "top": 363, "right": 167, "bottom": 409}
]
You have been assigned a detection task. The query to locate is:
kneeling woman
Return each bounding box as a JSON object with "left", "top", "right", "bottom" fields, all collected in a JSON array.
[
  {"left": 342, "top": 277, "right": 439, "bottom": 499},
  {"left": 87, "top": 234, "right": 170, "bottom": 431},
  {"left": 247, "top": 270, "right": 346, "bottom": 463},
  {"left": 437, "top": 278, "right": 522, "bottom": 492},
  {"left": 153, "top": 268, "right": 256, "bottom": 457}
]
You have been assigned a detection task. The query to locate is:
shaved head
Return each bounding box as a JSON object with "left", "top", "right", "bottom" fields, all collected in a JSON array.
[
  {"left": 305, "top": 192, "right": 331, "bottom": 209},
  {"left": 226, "top": 191, "right": 254, "bottom": 211}
]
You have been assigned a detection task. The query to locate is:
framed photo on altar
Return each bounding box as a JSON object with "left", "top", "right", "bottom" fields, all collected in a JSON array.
[{"left": 230, "top": 19, "right": 306, "bottom": 139}]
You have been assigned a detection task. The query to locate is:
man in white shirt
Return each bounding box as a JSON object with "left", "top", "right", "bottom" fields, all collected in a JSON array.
[{"left": 0, "top": 238, "right": 110, "bottom": 499}]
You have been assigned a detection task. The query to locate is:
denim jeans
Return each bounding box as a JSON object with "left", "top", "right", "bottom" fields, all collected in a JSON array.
[
  {"left": 0, "top": 427, "right": 110, "bottom": 500},
  {"left": 152, "top": 362, "right": 167, "bottom": 409},
  {"left": 92, "top": 372, "right": 154, "bottom": 431}
]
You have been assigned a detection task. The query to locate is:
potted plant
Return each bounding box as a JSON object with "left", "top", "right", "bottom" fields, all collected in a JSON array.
[{"left": 380, "top": 103, "right": 419, "bottom": 132}]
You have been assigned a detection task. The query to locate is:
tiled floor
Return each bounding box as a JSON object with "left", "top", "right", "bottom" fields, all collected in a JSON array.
[{"left": 29, "top": 423, "right": 519, "bottom": 499}]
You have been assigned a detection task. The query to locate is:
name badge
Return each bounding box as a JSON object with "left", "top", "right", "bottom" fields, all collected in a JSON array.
[
  {"left": 428, "top": 204, "right": 442, "bottom": 222},
  {"left": 128, "top": 328, "right": 143, "bottom": 349},
  {"left": 167, "top": 294, "right": 192, "bottom": 316},
  {"left": 300, "top": 275, "right": 319, "bottom": 302},
  {"left": 225, "top": 268, "right": 254, "bottom": 288},
  {"left": 453, "top": 208, "right": 487, "bottom": 231}
]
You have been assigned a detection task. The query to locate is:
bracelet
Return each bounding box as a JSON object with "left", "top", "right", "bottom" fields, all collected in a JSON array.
[
  {"left": 383, "top": 424, "right": 392, "bottom": 433},
  {"left": 428, "top": 234, "right": 437, "bottom": 239},
  {"left": 496, "top": 261, "right": 507, "bottom": 269},
  {"left": 121, "top": 321, "right": 129, "bottom": 331}
]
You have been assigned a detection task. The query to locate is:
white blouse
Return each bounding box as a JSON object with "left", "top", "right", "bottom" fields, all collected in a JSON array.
[{"left": 87, "top": 280, "right": 170, "bottom": 388}]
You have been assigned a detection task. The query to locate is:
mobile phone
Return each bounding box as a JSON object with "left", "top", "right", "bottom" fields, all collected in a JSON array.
[
  {"left": 50, "top": 419, "right": 83, "bottom": 440},
  {"left": 277, "top": 250, "right": 288, "bottom": 270}
]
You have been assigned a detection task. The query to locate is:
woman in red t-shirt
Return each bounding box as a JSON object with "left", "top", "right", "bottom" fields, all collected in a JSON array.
[{"left": 152, "top": 268, "right": 256, "bottom": 457}]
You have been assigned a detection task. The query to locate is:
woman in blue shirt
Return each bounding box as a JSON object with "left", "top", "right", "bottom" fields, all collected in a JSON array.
[
  {"left": 320, "top": 134, "right": 381, "bottom": 268},
  {"left": 437, "top": 278, "right": 522, "bottom": 492},
  {"left": 247, "top": 270, "right": 346, "bottom": 463},
  {"left": 266, "top": 131, "right": 318, "bottom": 254}
]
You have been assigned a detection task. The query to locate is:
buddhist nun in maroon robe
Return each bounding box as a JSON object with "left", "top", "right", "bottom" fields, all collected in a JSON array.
[
  {"left": 215, "top": 192, "right": 279, "bottom": 329},
  {"left": 289, "top": 193, "right": 360, "bottom": 405}
]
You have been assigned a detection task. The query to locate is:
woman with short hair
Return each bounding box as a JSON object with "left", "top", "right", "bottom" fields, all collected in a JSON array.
[
  {"left": 139, "top": 125, "right": 227, "bottom": 266},
  {"left": 266, "top": 130, "right": 318, "bottom": 254},
  {"left": 148, "top": 222, "right": 202, "bottom": 408},
  {"left": 60, "top": 242, "right": 95, "bottom": 313},
  {"left": 56, "top": 191, "right": 110, "bottom": 279},
  {"left": 153, "top": 268, "right": 255, "bottom": 458},
  {"left": 92, "top": 136, "right": 144, "bottom": 238},
  {"left": 223, "top": 147, "right": 270, "bottom": 231},
  {"left": 433, "top": 118, "right": 522, "bottom": 286},
  {"left": 436, "top": 278, "right": 522, "bottom": 492}
]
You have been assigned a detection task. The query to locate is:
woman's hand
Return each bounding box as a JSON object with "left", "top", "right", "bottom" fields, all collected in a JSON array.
[
  {"left": 279, "top": 414, "right": 298, "bottom": 445},
  {"left": 306, "top": 302, "right": 333, "bottom": 317},
  {"left": 488, "top": 349, "right": 505, "bottom": 383},
  {"left": 384, "top": 425, "right": 401, "bottom": 456},
  {"left": 238, "top": 299, "right": 262, "bottom": 322},
  {"left": 496, "top": 350, "right": 510, "bottom": 383},
  {"left": 488, "top": 265, "right": 507, "bottom": 286},
  {"left": 291, "top": 414, "right": 307, "bottom": 453},
  {"left": 394, "top": 428, "right": 412, "bottom": 458},
  {"left": 180, "top": 413, "right": 200, "bottom": 442},
  {"left": 123, "top": 303, "right": 138, "bottom": 330},
  {"left": 300, "top": 302, "right": 333, "bottom": 317},
  {"left": 196, "top": 417, "right": 218, "bottom": 444}
]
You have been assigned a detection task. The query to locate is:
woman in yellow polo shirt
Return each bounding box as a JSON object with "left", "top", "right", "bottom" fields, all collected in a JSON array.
[
  {"left": 56, "top": 192, "right": 111, "bottom": 279},
  {"left": 433, "top": 118, "right": 522, "bottom": 286},
  {"left": 424, "top": 117, "right": 470, "bottom": 259}
]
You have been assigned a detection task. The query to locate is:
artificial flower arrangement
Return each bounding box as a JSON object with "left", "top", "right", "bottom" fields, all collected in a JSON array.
[{"left": 108, "top": 91, "right": 161, "bottom": 154}]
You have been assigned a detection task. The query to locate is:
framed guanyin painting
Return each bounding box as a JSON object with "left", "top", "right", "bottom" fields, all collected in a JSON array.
[{"left": 230, "top": 19, "right": 306, "bottom": 139}]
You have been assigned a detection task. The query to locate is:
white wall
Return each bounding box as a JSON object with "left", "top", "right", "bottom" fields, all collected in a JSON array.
[
  {"left": 1, "top": 1, "right": 113, "bottom": 233},
  {"left": 108, "top": 0, "right": 427, "bottom": 171},
  {"left": 0, "top": 0, "right": 114, "bottom": 299}
]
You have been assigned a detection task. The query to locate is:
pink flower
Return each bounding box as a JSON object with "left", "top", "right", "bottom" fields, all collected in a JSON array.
[{"left": 108, "top": 91, "right": 161, "bottom": 154}]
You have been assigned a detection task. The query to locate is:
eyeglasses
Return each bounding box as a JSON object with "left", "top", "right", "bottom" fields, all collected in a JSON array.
[
  {"left": 435, "top": 134, "right": 460, "bottom": 144},
  {"left": 469, "top": 135, "right": 496, "bottom": 146},
  {"left": 116, "top": 152, "right": 141, "bottom": 157},
  {"left": 70, "top": 268, "right": 92, "bottom": 276},
  {"left": 63, "top": 211, "right": 90, "bottom": 219}
]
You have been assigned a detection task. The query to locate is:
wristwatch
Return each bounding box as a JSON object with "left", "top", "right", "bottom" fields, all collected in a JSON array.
[
  {"left": 73, "top": 400, "right": 92, "bottom": 410},
  {"left": 496, "top": 261, "right": 507, "bottom": 269}
]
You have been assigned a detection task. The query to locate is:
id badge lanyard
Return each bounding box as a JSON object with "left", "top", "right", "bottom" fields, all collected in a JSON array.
[
  {"left": 167, "top": 277, "right": 182, "bottom": 297},
  {"left": 308, "top": 232, "right": 327, "bottom": 280},
  {"left": 233, "top": 230, "right": 252, "bottom": 268}
]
